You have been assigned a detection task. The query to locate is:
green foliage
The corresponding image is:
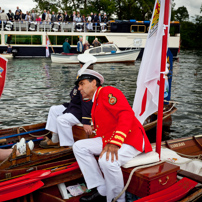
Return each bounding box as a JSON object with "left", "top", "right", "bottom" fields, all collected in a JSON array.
[
  {"left": 174, "top": 6, "right": 189, "bottom": 22},
  {"left": 180, "top": 17, "right": 202, "bottom": 49}
]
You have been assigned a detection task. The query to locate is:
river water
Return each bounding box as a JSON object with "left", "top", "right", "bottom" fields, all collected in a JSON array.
[{"left": 0, "top": 50, "right": 202, "bottom": 143}]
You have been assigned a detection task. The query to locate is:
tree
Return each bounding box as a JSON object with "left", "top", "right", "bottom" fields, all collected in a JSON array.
[
  {"left": 115, "top": 0, "right": 155, "bottom": 21},
  {"left": 174, "top": 6, "right": 189, "bottom": 22}
]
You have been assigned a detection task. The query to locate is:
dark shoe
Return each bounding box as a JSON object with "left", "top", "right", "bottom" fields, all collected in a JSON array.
[
  {"left": 39, "top": 137, "right": 60, "bottom": 148},
  {"left": 80, "top": 190, "right": 106, "bottom": 202}
]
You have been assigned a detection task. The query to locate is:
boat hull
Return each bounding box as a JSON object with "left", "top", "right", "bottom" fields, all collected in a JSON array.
[{"left": 51, "top": 49, "right": 139, "bottom": 64}]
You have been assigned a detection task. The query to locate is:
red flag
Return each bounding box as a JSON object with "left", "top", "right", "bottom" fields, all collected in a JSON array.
[
  {"left": 46, "top": 35, "right": 50, "bottom": 57},
  {"left": 0, "top": 55, "right": 8, "bottom": 98}
]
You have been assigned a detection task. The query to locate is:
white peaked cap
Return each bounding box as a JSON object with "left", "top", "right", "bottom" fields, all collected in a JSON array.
[{"left": 75, "top": 69, "right": 104, "bottom": 85}]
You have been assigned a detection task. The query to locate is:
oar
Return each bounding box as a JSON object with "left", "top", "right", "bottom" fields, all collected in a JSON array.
[
  {"left": 0, "top": 162, "right": 78, "bottom": 188},
  {"left": 0, "top": 162, "right": 79, "bottom": 201},
  {"left": 0, "top": 180, "right": 44, "bottom": 202},
  {"left": 177, "top": 169, "right": 202, "bottom": 184},
  {"left": 0, "top": 128, "right": 46, "bottom": 140}
]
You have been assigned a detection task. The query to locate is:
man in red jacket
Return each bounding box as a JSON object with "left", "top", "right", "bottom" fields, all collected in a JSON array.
[{"left": 73, "top": 69, "right": 152, "bottom": 202}]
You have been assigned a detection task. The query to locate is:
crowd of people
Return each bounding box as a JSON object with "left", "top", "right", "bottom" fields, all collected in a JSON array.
[{"left": 0, "top": 6, "right": 108, "bottom": 24}]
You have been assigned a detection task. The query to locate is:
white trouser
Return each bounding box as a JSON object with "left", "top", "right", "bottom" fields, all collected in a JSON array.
[
  {"left": 45, "top": 105, "right": 81, "bottom": 146},
  {"left": 73, "top": 137, "right": 141, "bottom": 202}
]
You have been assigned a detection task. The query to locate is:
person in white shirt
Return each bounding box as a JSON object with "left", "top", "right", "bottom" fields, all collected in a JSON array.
[
  {"left": 45, "top": 10, "right": 51, "bottom": 22},
  {"left": 87, "top": 14, "right": 93, "bottom": 30},
  {"left": 0, "top": 10, "right": 8, "bottom": 21}
]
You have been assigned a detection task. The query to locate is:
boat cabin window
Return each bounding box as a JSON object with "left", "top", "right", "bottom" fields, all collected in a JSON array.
[
  {"left": 5, "top": 35, "right": 42, "bottom": 45},
  {"left": 130, "top": 25, "right": 146, "bottom": 33},
  {"left": 89, "top": 47, "right": 101, "bottom": 54},
  {"left": 87, "top": 36, "right": 108, "bottom": 45},
  {"left": 49, "top": 35, "right": 79, "bottom": 45},
  {"left": 102, "top": 45, "right": 117, "bottom": 53}
]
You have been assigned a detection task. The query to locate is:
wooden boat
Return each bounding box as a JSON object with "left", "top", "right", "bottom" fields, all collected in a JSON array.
[
  {"left": 0, "top": 103, "right": 176, "bottom": 177},
  {"left": 3, "top": 102, "right": 201, "bottom": 202},
  {"left": 1, "top": 134, "right": 202, "bottom": 202},
  {"left": 51, "top": 44, "right": 140, "bottom": 64}
]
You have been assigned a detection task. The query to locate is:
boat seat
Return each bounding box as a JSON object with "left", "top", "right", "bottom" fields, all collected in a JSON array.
[{"left": 122, "top": 151, "right": 159, "bottom": 168}]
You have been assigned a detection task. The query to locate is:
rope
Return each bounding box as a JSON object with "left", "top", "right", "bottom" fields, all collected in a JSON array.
[
  {"left": 17, "top": 127, "right": 50, "bottom": 138},
  {"left": 112, "top": 161, "right": 166, "bottom": 202},
  {"left": 163, "top": 103, "right": 176, "bottom": 114}
]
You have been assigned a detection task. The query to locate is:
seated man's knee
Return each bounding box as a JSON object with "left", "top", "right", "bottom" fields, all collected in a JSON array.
[
  {"left": 98, "top": 153, "right": 116, "bottom": 169},
  {"left": 73, "top": 140, "right": 85, "bottom": 154},
  {"left": 56, "top": 115, "right": 70, "bottom": 125}
]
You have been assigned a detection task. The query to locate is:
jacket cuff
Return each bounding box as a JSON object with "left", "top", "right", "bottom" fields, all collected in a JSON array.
[
  {"left": 81, "top": 117, "right": 92, "bottom": 125},
  {"left": 109, "top": 131, "right": 127, "bottom": 148}
]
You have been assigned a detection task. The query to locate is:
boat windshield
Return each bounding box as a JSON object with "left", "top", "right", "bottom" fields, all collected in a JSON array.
[
  {"left": 102, "top": 45, "right": 117, "bottom": 53},
  {"left": 89, "top": 47, "right": 101, "bottom": 54}
]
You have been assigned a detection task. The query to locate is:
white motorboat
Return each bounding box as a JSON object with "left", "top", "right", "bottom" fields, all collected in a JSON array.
[
  {"left": 0, "top": 53, "right": 13, "bottom": 59},
  {"left": 51, "top": 43, "right": 140, "bottom": 64}
]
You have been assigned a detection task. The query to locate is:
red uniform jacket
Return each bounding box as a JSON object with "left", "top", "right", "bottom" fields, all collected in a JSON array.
[{"left": 91, "top": 86, "right": 152, "bottom": 153}]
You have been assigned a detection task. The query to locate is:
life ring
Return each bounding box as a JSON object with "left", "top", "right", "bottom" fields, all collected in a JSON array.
[
  {"left": 29, "top": 21, "right": 37, "bottom": 31},
  {"left": 76, "top": 23, "right": 83, "bottom": 32}
]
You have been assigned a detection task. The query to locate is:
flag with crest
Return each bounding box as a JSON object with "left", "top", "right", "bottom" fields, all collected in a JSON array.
[{"left": 132, "top": 0, "right": 171, "bottom": 124}]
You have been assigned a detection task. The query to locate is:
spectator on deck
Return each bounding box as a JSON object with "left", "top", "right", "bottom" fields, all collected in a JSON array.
[
  {"left": 24, "top": 11, "right": 29, "bottom": 21},
  {"left": 87, "top": 14, "right": 93, "bottom": 30},
  {"left": 58, "top": 12, "right": 63, "bottom": 22},
  {"left": 36, "top": 15, "right": 41, "bottom": 22},
  {"left": 71, "top": 11, "right": 76, "bottom": 22},
  {"left": 45, "top": 10, "right": 51, "bottom": 22},
  {"left": 7, "top": 10, "right": 14, "bottom": 21},
  {"left": 76, "top": 14, "right": 82, "bottom": 22},
  {"left": 93, "top": 13, "right": 98, "bottom": 23},
  {"left": 0, "top": 10, "right": 8, "bottom": 21},
  {"left": 14, "top": 11, "right": 20, "bottom": 21},
  {"left": 81, "top": 15, "right": 86, "bottom": 23},
  {"left": 31, "top": 10, "right": 36, "bottom": 21},
  {"left": 16, "top": 7, "right": 21, "bottom": 13},
  {"left": 19, "top": 11, "right": 25, "bottom": 21},
  {"left": 51, "top": 11, "right": 57, "bottom": 22},
  {"left": 64, "top": 11, "right": 69, "bottom": 22},
  {"left": 42, "top": 9, "right": 46, "bottom": 21},
  {"left": 90, "top": 12, "right": 94, "bottom": 22},
  {"left": 103, "top": 13, "right": 108, "bottom": 23},
  {"left": 98, "top": 13, "right": 102, "bottom": 23}
]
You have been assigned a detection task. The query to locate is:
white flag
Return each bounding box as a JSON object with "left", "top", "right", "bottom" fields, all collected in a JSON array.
[
  {"left": 46, "top": 35, "right": 50, "bottom": 57},
  {"left": 132, "top": 0, "right": 171, "bottom": 124}
]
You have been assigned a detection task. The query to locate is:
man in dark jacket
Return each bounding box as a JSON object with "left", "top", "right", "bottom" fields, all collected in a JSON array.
[{"left": 40, "top": 55, "right": 97, "bottom": 148}]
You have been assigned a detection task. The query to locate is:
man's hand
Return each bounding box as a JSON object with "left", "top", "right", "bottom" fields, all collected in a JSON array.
[
  {"left": 99, "top": 144, "right": 119, "bottom": 162},
  {"left": 83, "top": 124, "right": 92, "bottom": 136}
]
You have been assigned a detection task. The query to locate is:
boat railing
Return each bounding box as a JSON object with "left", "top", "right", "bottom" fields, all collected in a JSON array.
[{"left": 0, "top": 20, "right": 111, "bottom": 33}]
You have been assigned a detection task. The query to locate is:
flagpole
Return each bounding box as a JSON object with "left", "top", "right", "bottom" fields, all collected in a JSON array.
[{"left": 156, "top": 0, "right": 170, "bottom": 157}]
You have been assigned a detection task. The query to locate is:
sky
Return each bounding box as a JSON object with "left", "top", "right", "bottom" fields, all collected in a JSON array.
[{"left": 0, "top": 0, "right": 201, "bottom": 20}]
